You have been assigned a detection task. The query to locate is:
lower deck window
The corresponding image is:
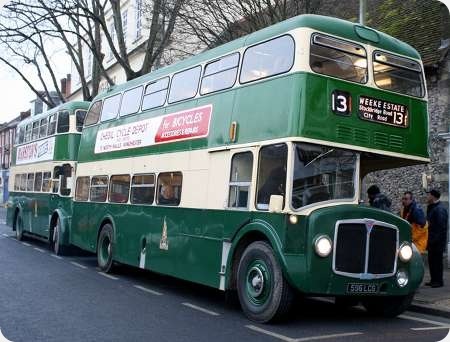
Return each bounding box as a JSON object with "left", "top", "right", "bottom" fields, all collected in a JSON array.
[
  {"left": 75, "top": 176, "right": 90, "bottom": 201},
  {"left": 157, "top": 172, "right": 182, "bottom": 206},
  {"left": 42, "top": 172, "right": 52, "bottom": 192},
  {"left": 90, "top": 176, "right": 108, "bottom": 202},
  {"left": 109, "top": 175, "right": 130, "bottom": 203},
  {"left": 131, "top": 174, "right": 155, "bottom": 205},
  {"left": 228, "top": 152, "right": 253, "bottom": 208}
]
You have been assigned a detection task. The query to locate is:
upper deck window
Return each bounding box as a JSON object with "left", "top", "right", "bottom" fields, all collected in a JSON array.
[
  {"left": 17, "top": 127, "right": 24, "bottom": 144},
  {"left": 142, "top": 77, "right": 169, "bottom": 110},
  {"left": 100, "top": 94, "right": 122, "bottom": 122},
  {"left": 120, "top": 86, "right": 143, "bottom": 116},
  {"left": 39, "top": 118, "right": 48, "bottom": 138},
  {"left": 25, "top": 124, "right": 32, "bottom": 142},
  {"left": 373, "top": 51, "right": 424, "bottom": 97},
  {"left": 85, "top": 101, "right": 102, "bottom": 126},
  {"left": 32, "top": 121, "right": 39, "bottom": 140},
  {"left": 240, "top": 35, "right": 295, "bottom": 84},
  {"left": 57, "top": 111, "right": 70, "bottom": 133},
  {"left": 168, "top": 66, "right": 201, "bottom": 103},
  {"left": 48, "top": 114, "right": 57, "bottom": 135},
  {"left": 201, "top": 53, "right": 239, "bottom": 95},
  {"left": 310, "top": 34, "right": 367, "bottom": 84},
  {"left": 76, "top": 110, "right": 87, "bottom": 132}
]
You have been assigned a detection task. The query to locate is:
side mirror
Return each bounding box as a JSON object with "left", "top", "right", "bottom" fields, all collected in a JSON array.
[{"left": 269, "top": 195, "right": 284, "bottom": 213}]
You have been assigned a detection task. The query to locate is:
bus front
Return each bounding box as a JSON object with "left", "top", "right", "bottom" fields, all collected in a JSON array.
[{"left": 279, "top": 19, "right": 427, "bottom": 317}]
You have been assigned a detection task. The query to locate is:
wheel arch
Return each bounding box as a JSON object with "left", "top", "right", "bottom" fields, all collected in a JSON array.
[
  {"left": 12, "top": 205, "right": 22, "bottom": 231},
  {"left": 225, "top": 219, "right": 287, "bottom": 291},
  {"left": 95, "top": 214, "right": 116, "bottom": 250},
  {"left": 49, "top": 208, "right": 71, "bottom": 245}
]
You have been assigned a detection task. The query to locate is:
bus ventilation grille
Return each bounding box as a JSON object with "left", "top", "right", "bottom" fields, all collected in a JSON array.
[
  {"left": 334, "top": 222, "right": 397, "bottom": 278},
  {"left": 336, "top": 126, "right": 369, "bottom": 145},
  {"left": 374, "top": 132, "right": 404, "bottom": 150}
]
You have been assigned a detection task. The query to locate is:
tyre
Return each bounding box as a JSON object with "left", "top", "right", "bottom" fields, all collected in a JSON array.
[
  {"left": 15, "top": 213, "right": 24, "bottom": 241},
  {"left": 51, "top": 218, "right": 66, "bottom": 256},
  {"left": 362, "top": 293, "right": 414, "bottom": 317},
  {"left": 97, "top": 224, "right": 114, "bottom": 273},
  {"left": 236, "top": 241, "right": 293, "bottom": 322}
]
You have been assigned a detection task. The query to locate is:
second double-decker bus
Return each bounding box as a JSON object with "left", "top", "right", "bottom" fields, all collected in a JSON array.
[
  {"left": 71, "top": 14, "right": 426, "bottom": 322},
  {"left": 7, "top": 101, "right": 90, "bottom": 255}
]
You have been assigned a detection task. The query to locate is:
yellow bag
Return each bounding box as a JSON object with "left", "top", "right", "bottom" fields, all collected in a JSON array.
[{"left": 411, "top": 221, "right": 428, "bottom": 254}]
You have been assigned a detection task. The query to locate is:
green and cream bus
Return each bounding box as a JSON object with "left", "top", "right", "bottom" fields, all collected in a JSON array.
[{"left": 7, "top": 101, "right": 90, "bottom": 255}]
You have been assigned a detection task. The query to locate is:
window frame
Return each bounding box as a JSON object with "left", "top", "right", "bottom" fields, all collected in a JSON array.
[
  {"left": 90, "top": 175, "right": 109, "bottom": 202},
  {"left": 168, "top": 65, "right": 202, "bottom": 104},
  {"left": 141, "top": 76, "right": 170, "bottom": 111},
  {"left": 32, "top": 121, "right": 39, "bottom": 141},
  {"left": 39, "top": 118, "right": 48, "bottom": 138},
  {"left": 34, "top": 172, "right": 43, "bottom": 192},
  {"left": 309, "top": 33, "right": 368, "bottom": 85},
  {"left": 100, "top": 93, "right": 122, "bottom": 122},
  {"left": 240, "top": 34, "right": 295, "bottom": 85},
  {"left": 109, "top": 174, "right": 131, "bottom": 204},
  {"left": 47, "top": 114, "right": 57, "bottom": 136},
  {"left": 26, "top": 173, "right": 35, "bottom": 192},
  {"left": 130, "top": 173, "right": 156, "bottom": 205},
  {"left": 119, "top": 85, "right": 144, "bottom": 117},
  {"left": 156, "top": 172, "right": 183, "bottom": 206},
  {"left": 57, "top": 110, "right": 71, "bottom": 133},
  {"left": 75, "top": 176, "right": 90, "bottom": 201},
  {"left": 84, "top": 100, "right": 103, "bottom": 127},
  {"left": 227, "top": 151, "right": 254, "bottom": 209},
  {"left": 75, "top": 109, "right": 87, "bottom": 132},
  {"left": 42, "top": 172, "right": 52, "bottom": 192},
  {"left": 200, "top": 52, "right": 240, "bottom": 95}
]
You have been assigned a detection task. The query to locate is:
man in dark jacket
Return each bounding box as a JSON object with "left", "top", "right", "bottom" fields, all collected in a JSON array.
[
  {"left": 426, "top": 189, "right": 448, "bottom": 288},
  {"left": 367, "top": 185, "right": 391, "bottom": 212}
]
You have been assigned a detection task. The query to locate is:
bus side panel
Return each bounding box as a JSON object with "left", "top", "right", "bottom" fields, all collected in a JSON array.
[
  {"left": 53, "top": 134, "right": 82, "bottom": 161},
  {"left": 71, "top": 202, "right": 96, "bottom": 252}
]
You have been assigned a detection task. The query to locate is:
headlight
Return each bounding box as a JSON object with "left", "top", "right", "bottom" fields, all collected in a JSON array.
[
  {"left": 396, "top": 270, "right": 409, "bottom": 287},
  {"left": 398, "top": 242, "right": 413, "bottom": 262},
  {"left": 314, "top": 235, "right": 332, "bottom": 257}
]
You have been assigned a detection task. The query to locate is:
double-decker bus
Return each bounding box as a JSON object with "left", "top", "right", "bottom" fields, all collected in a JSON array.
[
  {"left": 7, "top": 101, "right": 90, "bottom": 255},
  {"left": 34, "top": 14, "right": 428, "bottom": 322}
]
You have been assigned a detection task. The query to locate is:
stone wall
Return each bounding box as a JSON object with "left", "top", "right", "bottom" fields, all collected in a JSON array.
[{"left": 364, "top": 55, "right": 450, "bottom": 215}]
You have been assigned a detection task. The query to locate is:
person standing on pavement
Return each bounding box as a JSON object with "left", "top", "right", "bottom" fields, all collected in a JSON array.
[
  {"left": 367, "top": 185, "right": 391, "bottom": 212},
  {"left": 426, "top": 189, "right": 448, "bottom": 288},
  {"left": 400, "top": 191, "right": 428, "bottom": 254}
]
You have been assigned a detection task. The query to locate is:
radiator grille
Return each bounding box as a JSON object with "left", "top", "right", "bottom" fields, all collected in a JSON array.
[{"left": 333, "top": 220, "right": 398, "bottom": 279}]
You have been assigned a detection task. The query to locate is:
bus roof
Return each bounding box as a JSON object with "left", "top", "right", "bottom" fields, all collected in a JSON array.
[
  {"left": 97, "top": 14, "right": 421, "bottom": 99},
  {"left": 18, "top": 101, "right": 90, "bottom": 127}
]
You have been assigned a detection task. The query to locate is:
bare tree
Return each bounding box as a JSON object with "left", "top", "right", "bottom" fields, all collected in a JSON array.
[{"left": 180, "top": 0, "right": 322, "bottom": 49}]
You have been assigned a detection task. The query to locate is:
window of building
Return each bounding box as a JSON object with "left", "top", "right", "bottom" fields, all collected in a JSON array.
[
  {"left": 100, "top": 94, "right": 121, "bottom": 122},
  {"left": 135, "top": 0, "right": 142, "bottom": 39},
  {"left": 90, "top": 176, "right": 109, "bottom": 202},
  {"left": 373, "top": 51, "right": 424, "bottom": 97},
  {"left": 34, "top": 172, "right": 43, "bottom": 192},
  {"left": 168, "top": 66, "right": 201, "bottom": 103},
  {"left": 157, "top": 172, "right": 182, "bottom": 206},
  {"left": 240, "top": 35, "right": 295, "bottom": 84},
  {"left": 48, "top": 114, "right": 57, "bottom": 135},
  {"left": 20, "top": 174, "right": 26, "bottom": 191},
  {"left": 42, "top": 172, "right": 52, "bottom": 192},
  {"left": 201, "top": 53, "right": 239, "bottom": 95},
  {"left": 130, "top": 174, "right": 155, "bottom": 204},
  {"left": 26, "top": 173, "right": 34, "bottom": 191},
  {"left": 142, "top": 77, "right": 169, "bottom": 110},
  {"left": 57, "top": 111, "right": 70, "bottom": 133},
  {"left": 228, "top": 152, "right": 253, "bottom": 208},
  {"left": 14, "top": 174, "right": 20, "bottom": 191},
  {"left": 109, "top": 174, "right": 130, "bottom": 203},
  {"left": 120, "top": 86, "right": 143, "bottom": 116},
  {"left": 84, "top": 100, "right": 102, "bottom": 126},
  {"left": 122, "top": 10, "right": 128, "bottom": 46},
  {"left": 39, "top": 118, "right": 48, "bottom": 138},
  {"left": 25, "top": 124, "right": 32, "bottom": 142},
  {"left": 310, "top": 33, "right": 368, "bottom": 84},
  {"left": 76, "top": 110, "right": 87, "bottom": 132},
  {"left": 18, "top": 127, "right": 25, "bottom": 144},
  {"left": 32, "top": 121, "right": 39, "bottom": 140},
  {"left": 256, "top": 144, "right": 287, "bottom": 210},
  {"left": 75, "top": 176, "right": 90, "bottom": 201}
]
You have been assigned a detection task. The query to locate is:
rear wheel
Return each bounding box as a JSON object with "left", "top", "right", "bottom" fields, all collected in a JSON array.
[
  {"left": 237, "top": 241, "right": 293, "bottom": 322},
  {"left": 51, "top": 218, "right": 66, "bottom": 255},
  {"left": 15, "top": 213, "right": 23, "bottom": 241},
  {"left": 97, "top": 224, "right": 114, "bottom": 273},
  {"left": 362, "top": 294, "right": 414, "bottom": 317}
]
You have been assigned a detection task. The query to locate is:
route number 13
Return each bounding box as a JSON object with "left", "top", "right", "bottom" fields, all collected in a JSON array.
[{"left": 331, "top": 90, "right": 351, "bottom": 116}]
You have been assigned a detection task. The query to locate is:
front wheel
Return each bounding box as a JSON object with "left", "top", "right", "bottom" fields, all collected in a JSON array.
[
  {"left": 362, "top": 293, "right": 414, "bottom": 317},
  {"left": 15, "top": 213, "right": 23, "bottom": 241},
  {"left": 237, "top": 241, "right": 294, "bottom": 322},
  {"left": 97, "top": 224, "right": 114, "bottom": 273}
]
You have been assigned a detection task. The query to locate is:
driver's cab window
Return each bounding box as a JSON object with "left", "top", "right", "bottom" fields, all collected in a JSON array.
[
  {"left": 228, "top": 152, "right": 253, "bottom": 209},
  {"left": 256, "top": 144, "right": 287, "bottom": 210}
]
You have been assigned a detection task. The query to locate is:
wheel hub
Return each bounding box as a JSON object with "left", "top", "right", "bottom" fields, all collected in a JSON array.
[{"left": 249, "top": 267, "right": 264, "bottom": 296}]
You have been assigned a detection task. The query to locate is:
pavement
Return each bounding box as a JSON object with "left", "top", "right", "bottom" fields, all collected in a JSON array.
[{"left": 410, "top": 255, "right": 450, "bottom": 318}]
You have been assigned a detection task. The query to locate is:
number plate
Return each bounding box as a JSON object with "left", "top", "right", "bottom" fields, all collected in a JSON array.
[
  {"left": 358, "top": 95, "right": 408, "bottom": 128},
  {"left": 346, "top": 283, "right": 379, "bottom": 294}
]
